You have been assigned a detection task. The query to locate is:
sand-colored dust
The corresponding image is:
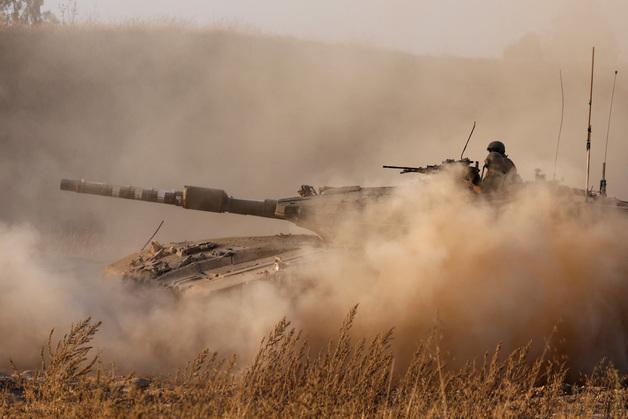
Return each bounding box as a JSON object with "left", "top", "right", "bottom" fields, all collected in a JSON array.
[
  {"left": 0, "top": 9, "right": 627, "bottom": 373},
  {"left": 1, "top": 174, "right": 626, "bottom": 373}
]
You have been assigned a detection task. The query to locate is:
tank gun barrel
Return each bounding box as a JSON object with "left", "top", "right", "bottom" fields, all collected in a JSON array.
[
  {"left": 60, "top": 178, "right": 184, "bottom": 205},
  {"left": 60, "top": 179, "right": 281, "bottom": 219}
]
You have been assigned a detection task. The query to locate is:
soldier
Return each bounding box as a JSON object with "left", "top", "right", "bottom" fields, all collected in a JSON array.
[{"left": 481, "top": 140, "right": 520, "bottom": 193}]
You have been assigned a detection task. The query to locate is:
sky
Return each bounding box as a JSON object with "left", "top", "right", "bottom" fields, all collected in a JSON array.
[{"left": 45, "top": 0, "right": 627, "bottom": 59}]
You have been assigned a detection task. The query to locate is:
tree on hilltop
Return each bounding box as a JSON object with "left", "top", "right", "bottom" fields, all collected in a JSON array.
[{"left": 1, "top": 0, "right": 57, "bottom": 25}]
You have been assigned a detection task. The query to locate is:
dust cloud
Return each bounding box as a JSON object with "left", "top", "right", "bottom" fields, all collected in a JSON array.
[
  {"left": 291, "top": 174, "right": 628, "bottom": 371},
  {"left": 1, "top": 173, "right": 626, "bottom": 373},
  {"left": 0, "top": 2, "right": 627, "bottom": 373},
  {"left": 0, "top": 222, "right": 293, "bottom": 371}
]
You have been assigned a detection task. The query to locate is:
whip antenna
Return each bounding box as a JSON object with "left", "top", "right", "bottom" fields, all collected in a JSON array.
[
  {"left": 600, "top": 70, "right": 618, "bottom": 196},
  {"left": 584, "top": 47, "right": 595, "bottom": 199},
  {"left": 552, "top": 69, "right": 565, "bottom": 181},
  {"left": 460, "top": 121, "right": 476, "bottom": 160}
]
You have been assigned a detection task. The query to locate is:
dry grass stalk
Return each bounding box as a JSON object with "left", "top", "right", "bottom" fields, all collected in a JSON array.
[{"left": 0, "top": 311, "right": 625, "bottom": 418}]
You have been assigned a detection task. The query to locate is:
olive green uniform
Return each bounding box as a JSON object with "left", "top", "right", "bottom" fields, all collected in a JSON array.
[{"left": 481, "top": 151, "right": 519, "bottom": 192}]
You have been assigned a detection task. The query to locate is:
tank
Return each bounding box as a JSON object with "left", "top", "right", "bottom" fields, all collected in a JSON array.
[
  {"left": 59, "top": 158, "right": 628, "bottom": 295},
  {"left": 59, "top": 177, "right": 398, "bottom": 295}
]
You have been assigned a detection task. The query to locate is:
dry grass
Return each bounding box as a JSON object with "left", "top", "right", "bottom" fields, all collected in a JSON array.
[{"left": 1, "top": 309, "right": 625, "bottom": 418}]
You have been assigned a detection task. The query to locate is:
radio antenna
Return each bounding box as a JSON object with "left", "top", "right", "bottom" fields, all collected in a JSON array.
[
  {"left": 584, "top": 47, "right": 595, "bottom": 199},
  {"left": 552, "top": 69, "right": 565, "bottom": 181},
  {"left": 600, "top": 70, "right": 618, "bottom": 197},
  {"left": 460, "top": 121, "right": 476, "bottom": 160}
]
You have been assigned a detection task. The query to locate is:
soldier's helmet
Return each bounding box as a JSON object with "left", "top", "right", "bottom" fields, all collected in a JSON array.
[{"left": 487, "top": 140, "right": 506, "bottom": 155}]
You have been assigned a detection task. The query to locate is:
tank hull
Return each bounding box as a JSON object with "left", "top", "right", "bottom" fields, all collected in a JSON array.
[{"left": 105, "top": 234, "right": 324, "bottom": 294}]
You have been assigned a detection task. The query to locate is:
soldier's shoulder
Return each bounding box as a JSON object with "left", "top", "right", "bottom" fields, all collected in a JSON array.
[
  {"left": 485, "top": 151, "right": 506, "bottom": 164},
  {"left": 505, "top": 156, "right": 516, "bottom": 168}
]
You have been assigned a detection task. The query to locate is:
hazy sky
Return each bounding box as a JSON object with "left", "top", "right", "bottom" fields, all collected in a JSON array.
[{"left": 46, "top": 0, "right": 627, "bottom": 58}]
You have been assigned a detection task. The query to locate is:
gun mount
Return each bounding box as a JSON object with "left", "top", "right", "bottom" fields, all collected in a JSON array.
[{"left": 384, "top": 158, "right": 481, "bottom": 186}]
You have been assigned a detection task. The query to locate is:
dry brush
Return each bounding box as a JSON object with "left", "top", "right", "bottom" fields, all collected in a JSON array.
[{"left": 1, "top": 309, "right": 625, "bottom": 418}]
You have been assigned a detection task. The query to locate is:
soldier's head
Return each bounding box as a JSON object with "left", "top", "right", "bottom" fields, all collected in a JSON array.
[{"left": 487, "top": 140, "right": 506, "bottom": 155}]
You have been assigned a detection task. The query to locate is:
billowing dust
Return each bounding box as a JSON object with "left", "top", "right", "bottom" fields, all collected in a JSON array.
[
  {"left": 294, "top": 174, "right": 628, "bottom": 372},
  {"left": 0, "top": 4, "right": 627, "bottom": 374},
  {"left": 1, "top": 173, "right": 626, "bottom": 373}
]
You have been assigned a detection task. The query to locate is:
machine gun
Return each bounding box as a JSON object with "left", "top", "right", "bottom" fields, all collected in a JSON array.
[{"left": 383, "top": 158, "right": 481, "bottom": 185}]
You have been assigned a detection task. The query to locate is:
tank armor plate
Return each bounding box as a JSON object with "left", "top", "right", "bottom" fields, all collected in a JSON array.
[{"left": 105, "top": 234, "right": 323, "bottom": 293}]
